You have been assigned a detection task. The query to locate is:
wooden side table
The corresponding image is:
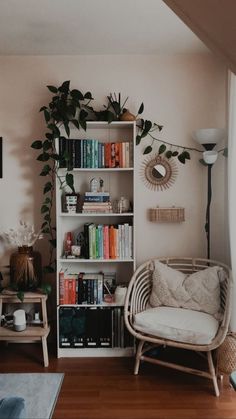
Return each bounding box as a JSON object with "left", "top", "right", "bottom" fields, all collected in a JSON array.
[{"left": 0, "top": 291, "right": 50, "bottom": 367}]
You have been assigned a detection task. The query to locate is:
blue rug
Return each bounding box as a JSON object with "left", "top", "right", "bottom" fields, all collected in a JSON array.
[{"left": 0, "top": 373, "right": 64, "bottom": 419}]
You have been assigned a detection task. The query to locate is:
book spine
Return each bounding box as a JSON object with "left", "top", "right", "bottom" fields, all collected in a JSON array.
[
  {"left": 84, "top": 196, "right": 110, "bottom": 202},
  {"left": 94, "top": 140, "right": 99, "bottom": 168},
  {"left": 59, "top": 271, "right": 65, "bottom": 305},
  {"left": 122, "top": 142, "right": 126, "bottom": 168},
  {"left": 125, "top": 142, "right": 130, "bottom": 168},
  {"left": 103, "top": 225, "right": 109, "bottom": 259},
  {"left": 111, "top": 143, "right": 116, "bottom": 168},
  {"left": 83, "top": 140, "right": 87, "bottom": 168},
  {"left": 115, "top": 143, "right": 120, "bottom": 167},
  {"left": 74, "top": 139, "right": 81, "bottom": 168},
  {"left": 98, "top": 142, "right": 102, "bottom": 168}
]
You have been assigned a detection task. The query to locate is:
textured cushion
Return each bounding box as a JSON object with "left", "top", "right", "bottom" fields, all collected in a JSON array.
[
  {"left": 134, "top": 306, "right": 219, "bottom": 345},
  {"left": 149, "top": 261, "right": 223, "bottom": 319},
  {"left": 0, "top": 397, "right": 26, "bottom": 419}
]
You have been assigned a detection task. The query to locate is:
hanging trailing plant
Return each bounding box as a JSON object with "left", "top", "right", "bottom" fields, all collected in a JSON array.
[{"left": 31, "top": 81, "right": 94, "bottom": 273}]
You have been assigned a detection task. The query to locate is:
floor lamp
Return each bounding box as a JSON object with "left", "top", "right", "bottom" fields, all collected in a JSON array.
[{"left": 193, "top": 128, "right": 226, "bottom": 259}]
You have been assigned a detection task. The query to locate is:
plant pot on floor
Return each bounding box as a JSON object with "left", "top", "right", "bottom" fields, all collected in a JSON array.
[{"left": 10, "top": 246, "right": 42, "bottom": 291}]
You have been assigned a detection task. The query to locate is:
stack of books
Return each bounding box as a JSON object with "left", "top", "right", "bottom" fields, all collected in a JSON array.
[
  {"left": 82, "top": 192, "right": 112, "bottom": 214},
  {"left": 58, "top": 138, "right": 133, "bottom": 169}
]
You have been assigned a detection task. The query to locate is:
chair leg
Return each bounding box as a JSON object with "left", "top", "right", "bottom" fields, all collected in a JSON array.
[
  {"left": 207, "top": 350, "right": 220, "bottom": 397},
  {"left": 134, "top": 340, "right": 145, "bottom": 375}
]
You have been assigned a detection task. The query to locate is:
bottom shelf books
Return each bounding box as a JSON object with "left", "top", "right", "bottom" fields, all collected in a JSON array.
[{"left": 59, "top": 306, "right": 133, "bottom": 349}]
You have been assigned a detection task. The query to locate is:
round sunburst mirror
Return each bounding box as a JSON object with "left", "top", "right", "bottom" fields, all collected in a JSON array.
[{"left": 140, "top": 154, "right": 178, "bottom": 191}]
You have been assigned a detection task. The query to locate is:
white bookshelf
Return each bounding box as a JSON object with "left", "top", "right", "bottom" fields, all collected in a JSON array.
[{"left": 56, "top": 121, "right": 136, "bottom": 357}]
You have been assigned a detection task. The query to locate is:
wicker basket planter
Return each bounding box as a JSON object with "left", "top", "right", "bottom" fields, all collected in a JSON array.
[{"left": 217, "top": 333, "right": 236, "bottom": 374}]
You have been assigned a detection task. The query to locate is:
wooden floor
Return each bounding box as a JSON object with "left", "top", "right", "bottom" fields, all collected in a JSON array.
[{"left": 1, "top": 343, "right": 236, "bottom": 419}]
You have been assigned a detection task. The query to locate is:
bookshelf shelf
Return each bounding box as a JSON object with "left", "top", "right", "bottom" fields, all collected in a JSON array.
[
  {"left": 59, "top": 212, "right": 134, "bottom": 217},
  {"left": 56, "top": 121, "right": 136, "bottom": 358},
  {"left": 59, "top": 258, "right": 134, "bottom": 263}
]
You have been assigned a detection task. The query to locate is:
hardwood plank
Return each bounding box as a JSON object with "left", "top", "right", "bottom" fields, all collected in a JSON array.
[{"left": 1, "top": 343, "right": 236, "bottom": 419}]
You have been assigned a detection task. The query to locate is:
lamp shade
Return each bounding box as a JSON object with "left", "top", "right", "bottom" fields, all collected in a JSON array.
[
  {"left": 203, "top": 150, "right": 218, "bottom": 165},
  {"left": 192, "top": 128, "right": 226, "bottom": 150}
]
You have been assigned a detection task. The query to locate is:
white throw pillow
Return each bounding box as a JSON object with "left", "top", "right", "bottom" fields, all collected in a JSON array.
[{"left": 149, "top": 261, "right": 223, "bottom": 319}]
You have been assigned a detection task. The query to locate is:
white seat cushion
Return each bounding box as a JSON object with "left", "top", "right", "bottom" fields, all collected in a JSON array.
[{"left": 134, "top": 306, "right": 219, "bottom": 345}]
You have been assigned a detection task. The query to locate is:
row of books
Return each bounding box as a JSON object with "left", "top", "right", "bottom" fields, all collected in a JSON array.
[
  {"left": 58, "top": 138, "right": 132, "bottom": 169},
  {"left": 82, "top": 222, "right": 133, "bottom": 260},
  {"left": 59, "top": 306, "right": 133, "bottom": 348},
  {"left": 59, "top": 271, "right": 116, "bottom": 305}
]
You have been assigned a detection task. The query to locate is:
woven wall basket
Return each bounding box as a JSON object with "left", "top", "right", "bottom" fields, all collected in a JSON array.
[{"left": 217, "top": 333, "right": 236, "bottom": 374}]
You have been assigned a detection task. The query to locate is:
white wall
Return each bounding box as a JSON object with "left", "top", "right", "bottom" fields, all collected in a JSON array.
[{"left": 0, "top": 54, "right": 227, "bottom": 270}]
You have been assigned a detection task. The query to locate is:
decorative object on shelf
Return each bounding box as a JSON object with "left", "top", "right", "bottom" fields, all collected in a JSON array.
[
  {"left": 114, "top": 285, "right": 127, "bottom": 305},
  {"left": 118, "top": 196, "right": 130, "bottom": 213},
  {"left": 65, "top": 193, "right": 79, "bottom": 213},
  {"left": 148, "top": 206, "right": 185, "bottom": 222},
  {"left": 140, "top": 154, "right": 178, "bottom": 191},
  {"left": 120, "top": 109, "right": 136, "bottom": 121},
  {"left": 2, "top": 222, "right": 43, "bottom": 297},
  {"left": 13, "top": 309, "right": 26, "bottom": 331},
  {"left": 192, "top": 128, "right": 226, "bottom": 259},
  {"left": 10, "top": 245, "right": 42, "bottom": 292},
  {"left": 90, "top": 177, "right": 100, "bottom": 193},
  {"left": 71, "top": 245, "right": 81, "bottom": 257}
]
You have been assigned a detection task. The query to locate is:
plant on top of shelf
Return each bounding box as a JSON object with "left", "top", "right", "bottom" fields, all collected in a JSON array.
[{"left": 33, "top": 80, "right": 215, "bottom": 273}]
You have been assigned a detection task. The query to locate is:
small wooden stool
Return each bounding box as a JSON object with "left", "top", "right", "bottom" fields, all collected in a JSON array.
[{"left": 0, "top": 291, "right": 50, "bottom": 367}]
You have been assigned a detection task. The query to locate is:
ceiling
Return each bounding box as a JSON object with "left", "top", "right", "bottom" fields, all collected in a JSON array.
[
  {"left": 0, "top": 0, "right": 207, "bottom": 55},
  {"left": 164, "top": 0, "right": 236, "bottom": 74}
]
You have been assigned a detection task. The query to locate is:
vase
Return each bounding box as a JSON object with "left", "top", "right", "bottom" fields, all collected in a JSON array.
[
  {"left": 10, "top": 246, "right": 42, "bottom": 291},
  {"left": 119, "top": 109, "right": 136, "bottom": 121}
]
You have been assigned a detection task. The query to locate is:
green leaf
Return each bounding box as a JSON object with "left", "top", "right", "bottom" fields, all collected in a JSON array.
[
  {"left": 143, "top": 145, "right": 152, "bottom": 155},
  {"left": 165, "top": 150, "right": 172, "bottom": 159},
  {"left": 31, "top": 140, "right": 43, "bottom": 149},
  {"left": 41, "top": 205, "right": 49, "bottom": 214},
  {"left": 37, "top": 153, "right": 50, "bottom": 162},
  {"left": 79, "top": 118, "right": 87, "bottom": 131},
  {"left": 65, "top": 173, "right": 75, "bottom": 193},
  {"left": 138, "top": 103, "right": 144, "bottom": 115},
  {"left": 183, "top": 151, "right": 191, "bottom": 160},
  {"left": 223, "top": 147, "right": 228, "bottom": 157},
  {"left": 41, "top": 283, "right": 52, "bottom": 295},
  {"left": 47, "top": 123, "right": 60, "bottom": 138},
  {"left": 40, "top": 164, "right": 51, "bottom": 176},
  {"left": 172, "top": 151, "right": 179, "bottom": 157},
  {"left": 43, "top": 140, "right": 52, "bottom": 151},
  {"left": 144, "top": 120, "right": 152, "bottom": 132},
  {"left": 44, "top": 214, "right": 51, "bottom": 221},
  {"left": 41, "top": 221, "right": 48, "bottom": 228},
  {"left": 58, "top": 80, "right": 70, "bottom": 93},
  {"left": 45, "top": 133, "right": 53, "bottom": 141},
  {"left": 158, "top": 144, "right": 166, "bottom": 155},
  {"left": 136, "top": 135, "right": 142, "bottom": 145},
  {"left": 51, "top": 153, "right": 60, "bottom": 161},
  {"left": 84, "top": 91, "right": 93, "bottom": 100},
  {"left": 17, "top": 291, "right": 24, "bottom": 302},
  {"left": 43, "top": 181, "right": 52, "bottom": 194},
  {"left": 70, "top": 89, "right": 84, "bottom": 101},
  {"left": 72, "top": 119, "right": 80, "bottom": 130},
  {"left": 44, "top": 109, "right": 51, "bottom": 123},
  {"left": 40, "top": 106, "right": 48, "bottom": 112},
  {"left": 47, "top": 85, "right": 58, "bottom": 93},
  {"left": 178, "top": 153, "right": 186, "bottom": 164},
  {"left": 64, "top": 123, "right": 70, "bottom": 138}
]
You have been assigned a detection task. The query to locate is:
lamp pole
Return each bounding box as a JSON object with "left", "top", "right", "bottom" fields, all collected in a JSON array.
[{"left": 205, "top": 164, "right": 212, "bottom": 260}]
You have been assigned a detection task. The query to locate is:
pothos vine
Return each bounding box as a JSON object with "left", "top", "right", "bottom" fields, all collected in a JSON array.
[{"left": 31, "top": 80, "right": 227, "bottom": 273}]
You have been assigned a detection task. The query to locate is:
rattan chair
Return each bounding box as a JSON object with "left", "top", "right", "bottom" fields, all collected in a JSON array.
[{"left": 124, "top": 257, "right": 233, "bottom": 396}]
